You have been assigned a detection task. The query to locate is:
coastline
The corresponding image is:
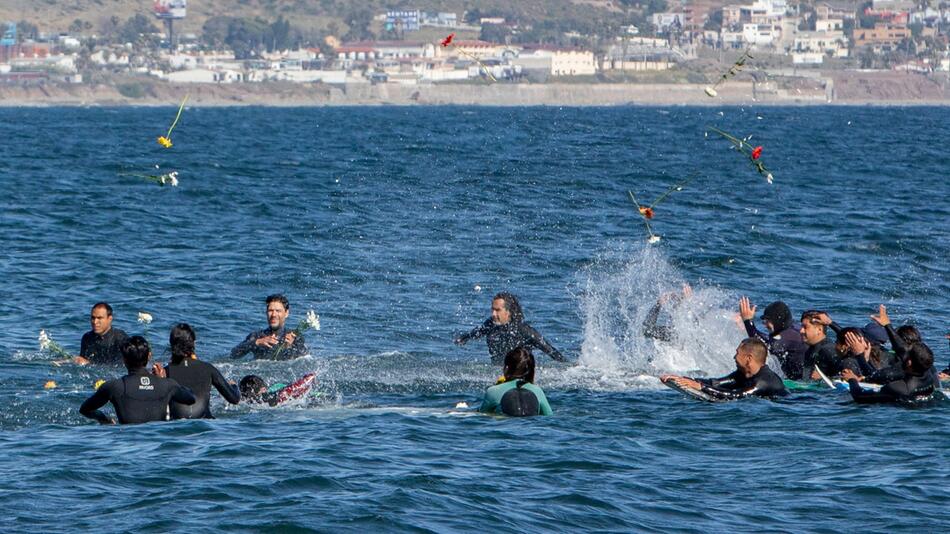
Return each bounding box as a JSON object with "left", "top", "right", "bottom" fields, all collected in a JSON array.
[{"left": 2, "top": 76, "right": 949, "bottom": 107}]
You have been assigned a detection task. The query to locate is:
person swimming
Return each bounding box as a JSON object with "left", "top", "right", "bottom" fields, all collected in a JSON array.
[
  {"left": 843, "top": 343, "right": 937, "bottom": 405},
  {"left": 160, "top": 323, "right": 241, "bottom": 419},
  {"left": 479, "top": 347, "right": 553, "bottom": 416},
  {"left": 79, "top": 336, "right": 195, "bottom": 425},
  {"left": 456, "top": 292, "right": 566, "bottom": 365},
  {"left": 660, "top": 338, "right": 788, "bottom": 400}
]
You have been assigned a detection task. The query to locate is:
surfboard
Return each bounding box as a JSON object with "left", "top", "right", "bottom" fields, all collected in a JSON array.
[
  {"left": 783, "top": 379, "right": 826, "bottom": 391},
  {"left": 662, "top": 379, "right": 722, "bottom": 402},
  {"left": 272, "top": 372, "right": 316, "bottom": 405}
]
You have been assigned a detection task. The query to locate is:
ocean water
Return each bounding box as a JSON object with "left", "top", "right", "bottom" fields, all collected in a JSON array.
[{"left": 1, "top": 105, "right": 948, "bottom": 532}]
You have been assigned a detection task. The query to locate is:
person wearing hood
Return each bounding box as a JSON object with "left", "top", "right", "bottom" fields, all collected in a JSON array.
[
  {"left": 738, "top": 298, "right": 808, "bottom": 379},
  {"left": 455, "top": 292, "right": 566, "bottom": 365}
]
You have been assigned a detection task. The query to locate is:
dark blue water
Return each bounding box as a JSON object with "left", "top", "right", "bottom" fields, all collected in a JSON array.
[{"left": 1, "top": 106, "right": 949, "bottom": 532}]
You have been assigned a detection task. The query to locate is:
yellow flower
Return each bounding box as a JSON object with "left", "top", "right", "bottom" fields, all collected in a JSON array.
[
  {"left": 496, "top": 375, "right": 507, "bottom": 384},
  {"left": 44, "top": 380, "right": 57, "bottom": 389},
  {"left": 157, "top": 136, "right": 173, "bottom": 148},
  {"left": 94, "top": 379, "right": 106, "bottom": 390}
]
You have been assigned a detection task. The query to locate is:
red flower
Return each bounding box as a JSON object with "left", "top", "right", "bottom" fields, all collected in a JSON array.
[
  {"left": 441, "top": 33, "right": 455, "bottom": 47},
  {"left": 751, "top": 146, "right": 763, "bottom": 160},
  {"left": 639, "top": 207, "right": 655, "bottom": 220}
]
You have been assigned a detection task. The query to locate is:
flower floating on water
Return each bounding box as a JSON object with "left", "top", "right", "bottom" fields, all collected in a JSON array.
[
  {"left": 439, "top": 33, "right": 497, "bottom": 82},
  {"left": 157, "top": 95, "right": 189, "bottom": 148},
  {"left": 39, "top": 330, "right": 71, "bottom": 359},
  {"left": 705, "top": 49, "right": 753, "bottom": 98},
  {"left": 454, "top": 401, "right": 469, "bottom": 408},
  {"left": 627, "top": 174, "right": 696, "bottom": 243},
  {"left": 272, "top": 309, "right": 321, "bottom": 359},
  {"left": 44, "top": 380, "right": 57, "bottom": 390},
  {"left": 137, "top": 312, "right": 153, "bottom": 325},
  {"left": 707, "top": 126, "right": 774, "bottom": 184}
]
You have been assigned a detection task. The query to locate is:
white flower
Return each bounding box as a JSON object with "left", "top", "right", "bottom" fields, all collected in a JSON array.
[
  {"left": 168, "top": 172, "right": 179, "bottom": 187},
  {"left": 138, "top": 312, "right": 153, "bottom": 324},
  {"left": 38, "top": 330, "right": 51, "bottom": 350},
  {"left": 648, "top": 235, "right": 662, "bottom": 244},
  {"left": 704, "top": 86, "right": 717, "bottom": 97},
  {"left": 474, "top": 285, "right": 482, "bottom": 292},
  {"left": 305, "top": 310, "right": 320, "bottom": 331},
  {"left": 455, "top": 402, "right": 469, "bottom": 409},
  {"left": 766, "top": 173, "right": 774, "bottom": 184}
]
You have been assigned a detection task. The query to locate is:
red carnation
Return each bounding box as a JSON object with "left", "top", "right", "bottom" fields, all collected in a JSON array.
[
  {"left": 751, "top": 146, "right": 762, "bottom": 160},
  {"left": 639, "top": 207, "right": 655, "bottom": 220},
  {"left": 441, "top": 33, "right": 455, "bottom": 47}
]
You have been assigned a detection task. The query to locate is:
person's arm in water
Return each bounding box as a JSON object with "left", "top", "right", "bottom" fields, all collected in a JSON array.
[
  {"left": 230, "top": 332, "right": 259, "bottom": 359},
  {"left": 210, "top": 365, "right": 241, "bottom": 405},
  {"left": 643, "top": 301, "right": 674, "bottom": 342},
  {"left": 172, "top": 383, "right": 197, "bottom": 406},
  {"left": 521, "top": 324, "right": 566, "bottom": 362},
  {"left": 846, "top": 377, "right": 898, "bottom": 404},
  {"left": 455, "top": 319, "right": 492, "bottom": 345},
  {"left": 79, "top": 383, "right": 116, "bottom": 424}
]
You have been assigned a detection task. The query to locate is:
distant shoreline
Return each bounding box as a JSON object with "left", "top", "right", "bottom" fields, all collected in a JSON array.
[{"left": 2, "top": 79, "right": 950, "bottom": 107}]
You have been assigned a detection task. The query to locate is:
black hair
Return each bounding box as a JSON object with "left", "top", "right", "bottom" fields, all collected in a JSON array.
[
  {"left": 121, "top": 335, "right": 150, "bottom": 370},
  {"left": 92, "top": 302, "right": 113, "bottom": 316},
  {"left": 906, "top": 343, "right": 934, "bottom": 375},
  {"left": 266, "top": 294, "right": 290, "bottom": 311},
  {"left": 738, "top": 337, "right": 768, "bottom": 364},
  {"left": 169, "top": 323, "right": 196, "bottom": 365},
  {"left": 896, "top": 325, "right": 922, "bottom": 345},
  {"left": 503, "top": 347, "right": 535, "bottom": 385},
  {"left": 835, "top": 327, "right": 864, "bottom": 347},
  {"left": 800, "top": 310, "right": 827, "bottom": 333},
  {"left": 493, "top": 292, "right": 524, "bottom": 323},
  {"left": 240, "top": 375, "right": 267, "bottom": 398}
]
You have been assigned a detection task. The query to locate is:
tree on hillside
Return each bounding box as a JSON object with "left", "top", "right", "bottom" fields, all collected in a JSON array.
[
  {"left": 117, "top": 14, "right": 159, "bottom": 45},
  {"left": 16, "top": 20, "right": 39, "bottom": 42},
  {"left": 342, "top": 7, "right": 374, "bottom": 42}
]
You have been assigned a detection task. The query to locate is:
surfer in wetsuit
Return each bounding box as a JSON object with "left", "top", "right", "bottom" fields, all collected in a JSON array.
[
  {"left": 479, "top": 347, "right": 553, "bottom": 416},
  {"left": 455, "top": 292, "right": 566, "bottom": 365},
  {"left": 238, "top": 375, "right": 286, "bottom": 407},
  {"left": 738, "top": 297, "right": 807, "bottom": 379},
  {"left": 79, "top": 336, "right": 195, "bottom": 425},
  {"left": 642, "top": 284, "right": 693, "bottom": 342},
  {"left": 156, "top": 323, "right": 241, "bottom": 419},
  {"left": 843, "top": 342, "right": 936, "bottom": 404},
  {"left": 230, "top": 294, "right": 308, "bottom": 360},
  {"left": 660, "top": 338, "right": 788, "bottom": 400},
  {"left": 799, "top": 310, "right": 852, "bottom": 380},
  {"left": 69, "top": 302, "right": 129, "bottom": 365}
]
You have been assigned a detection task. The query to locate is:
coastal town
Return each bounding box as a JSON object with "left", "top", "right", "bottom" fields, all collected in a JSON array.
[{"left": 1, "top": 0, "right": 949, "bottom": 103}]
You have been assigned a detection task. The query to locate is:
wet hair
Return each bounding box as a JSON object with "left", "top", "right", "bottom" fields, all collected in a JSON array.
[
  {"left": 240, "top": 375, "right": 267, "bottom": 398},
  {"left": 92, "top": 302, "right": 113, "bottom": 316},
  {"left": 800, "top": 310, "right": 827, "bottom": 333},
  {"left": 835, "top": 327, "right": 864, "bottom": 348},
  {"left": 493, "top": 292, "right": 524, "bottom": 323},
  {"left": 897, "top": 325, "right": 921, "bottom": 345},
  {"left": 121, "top": 336, "right": 150, "bottom": 369},
  {"left": 266, "top": 294, "right": 290, "bottom": 311},
  {"left": 906, "top": 343, "right": 934, "bottom": 375},
  {"left": 835, "top": 328, "right": 889, "bottom": 368},
  {"left": 761, "top": 301, "right": 791, "bottom": 333},
  {"left": 169, "top": 323, "right": 196, "bottom": 365},
  {"left": 503, "top": 347, "right": 535, "bottom": 384},
  {"left": 738, "top": 337, "right": 768, "bottom": 365}
]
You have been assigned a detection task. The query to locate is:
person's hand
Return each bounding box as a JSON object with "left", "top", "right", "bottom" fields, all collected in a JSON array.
[
  {"left": 100, "top": 417, "right": 116, "bottom": 425},
  {"left": 938, "top": 372, "right": 949, "bottom": 381},
  {"left": 672, "top": 377, "right": 702, "bottom": 390},
  {"left": 871, "top": 304, "right": 890, "bottom": 327},
  {"left": 255, "top": 334, "right": 279, "bottom": 348},
  {"left": 72, "top": 356, "right": 90, "bottom": 366},
  {"left": 739, "top": 297, "right": 756, "bottom": 321},
  {"left": 151, "top": 363, "right": 166, "bottom": 378},
  {"left": 840, "top": 368, "right": 860, "bottom": 381},
  {"left": 454, "top": 336, "right": 465, "bottom": 346},
  {"left": 659, "top": 374, "right": 677, "bottom": 383},
  {"left": 815, "top": 312, "right": 833, "bottom": 326},
  {"left": 682, "top": 283, "right": 693, "bottom": 299},
  {"left": 844, "top": 331, "right": 869, "bottom": 358},
  {"left": 283, "top": 332, "right": 297, "bottom": 347},
  {"left": 811, "top": 369, "right": 821, "bottom": 380}
]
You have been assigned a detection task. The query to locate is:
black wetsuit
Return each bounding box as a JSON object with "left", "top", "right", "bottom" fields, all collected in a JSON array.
[
  {"left": 643, "top": 301, "right": 674, "bottom": 342},
  {"left": 744, "top": 321, "right": 808, "bottom": 379},
  {"left": 165, "top": 359, "right": 241, "bottom": 419},
  {"left": 697, "top": 366, "right": 788, "bottom": 400},
  {"left": 848, "top": 371, "right": 936, "bottom": 405},
  {"left": 457, "top": 319, "right": 565, "bottom": 365},
  {"left": 802, "top": 337, "right": 845, "bottom": 379},
  {"left": 79, "top": 328, "right": 129, "bottom": 365},
  {"left": 79, "top": 368, "right": 196, "bottom": 424},
  {"left": 230, "top": 326, "right": 308, "bottom": 360}
]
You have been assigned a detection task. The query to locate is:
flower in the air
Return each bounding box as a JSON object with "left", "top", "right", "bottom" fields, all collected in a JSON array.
[
  {"left": 441, "top": 33, "right": 455, "bottom": 47},
  {"left": 639, "top": 206, "right": 655, "bottom": 220},
  {"left": 305, "top": 310, "right": 321, "bottom": 331},
  {"left": 157, "top": 136, "right": 173, "bottom": 148},
  {"left": 766, "top": 173, "right": 774, "bottom": 184},
  {"left": 751, "top": 146, "right": 762, "bottom": 160},
  {"left": 39, "top": 330, "right": 51, "bottom": 351},
  {"left": 138, "top": 312, "right": 153, "bottom": 325},
  {"left": 648, "top": 235, "right": 662, "bottom": 244},
  {"left": 704, "top": 86, "right": 718, "bottom": 97}
]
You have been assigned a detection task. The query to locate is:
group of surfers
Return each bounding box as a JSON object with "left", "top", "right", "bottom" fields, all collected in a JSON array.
[{"left": 62, "top": 289, "right": 948, "bottom": 425}]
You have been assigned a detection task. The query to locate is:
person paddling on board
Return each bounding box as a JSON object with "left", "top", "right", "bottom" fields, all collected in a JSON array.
[
  {"left": 660, "top": 338, "right": 788, "bottom": 400},
  {"left": 230, "top": 294, "right": 308, "bottom": 360},
  {"left": 79, "top": 336, "right": 195, "bottom": 425},
  {"left": 479, "top": 347, "right": 553, "bottom": 416},
  {"left": 843, "top": 343, "right": 937, "bottom": 404},
  {"left": 738, "top": 298, "right": 807, "bottom": 379},
  {"left": 66, "top": 302, "right": 129, "bottom": 366},
  {"left": 238, "top": 374, "right": 315, "bottom": 407},
  {"left": 154, "top": 323, "right": 241, "bottom": 419},
  {"left": 455, "top": 292, "right": 566, "bottom": 365}
]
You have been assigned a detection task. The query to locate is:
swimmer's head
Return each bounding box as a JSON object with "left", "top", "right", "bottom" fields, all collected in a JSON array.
[
  {"left": 761, "top": 301, "right": 791, "bottom": 333},
  {"left": 799, "top": 310, "right": 827, "bottom": 345},
  {"left": 905, "top": 343, "right": 934, "bottom": 375},
  {"left": 169, "top": 323, "right": 196, "bottom": 364},
  {"left": 121, "top": 336, "right": 151, "bottom": 370},
  {"left": 240, "top": 375, "right": 267, "bottom": 399},
  {"left": 90, "top": 302, "right": 114, "bottom": 335},
  {"left": 896, "top": 325, "right": 921, "bottom": 345},
  {"left": 735, "top": 337, "right": 767, "bottom": 373},
  {"left": 503, "top": 347, "right": 535, "bottom": 384},
  {"left": 492, "top": 292, "right": 523, "bottom": 325}
]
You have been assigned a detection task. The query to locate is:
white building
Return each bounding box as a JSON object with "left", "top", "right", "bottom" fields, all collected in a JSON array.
[{"left": 513, "top": 48, "right": 596, "bottom": 76}]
